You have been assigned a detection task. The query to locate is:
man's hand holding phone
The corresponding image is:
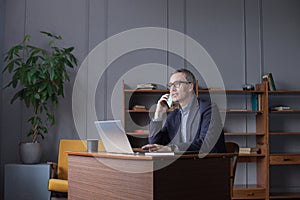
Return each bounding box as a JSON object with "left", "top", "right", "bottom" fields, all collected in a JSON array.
[{"left": 154, "top": 94, "right": 172, "bottom": 119}]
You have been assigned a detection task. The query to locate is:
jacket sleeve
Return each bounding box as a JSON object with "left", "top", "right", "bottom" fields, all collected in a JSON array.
[
  {"left": 148, "top": 110, "right": 179, "bottom": 145},
  {"left": 149, "top": 120, "right": 166, "bottom": 144}
]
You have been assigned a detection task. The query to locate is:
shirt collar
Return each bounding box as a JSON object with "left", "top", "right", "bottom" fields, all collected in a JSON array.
[{"left": 180, "top": 95, "right": 196, "bottom": 114}]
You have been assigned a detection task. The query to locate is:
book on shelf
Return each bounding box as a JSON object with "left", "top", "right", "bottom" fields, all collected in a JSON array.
[
  {"left": 262, "top": 73, "right": 276, "bottom": 91},
  {"left": 239, "top": 147, "right": 260, "bottom": 154},
  {"left": 132, "top": 105, "right": 146, "bottom": 110},
  {"left": 258, "top": 94, "right": 262, "bottom": 110},
  {"left": 251, "top": 94, "right": 262, "bottom": 111},
  {"left": 136, "top": 83, "right": 157, "bottom": 90},
  {"left": 251, "top": 94, "right": 258, "bottom": 111},
  {"left": 269, "top": 105, "right": 291, "bottom": 111}
]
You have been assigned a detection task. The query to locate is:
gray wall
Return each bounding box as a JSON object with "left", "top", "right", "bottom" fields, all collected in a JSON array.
[
  {"left": 0, "top": 0, "right": 4, "bottom": 182},
  {"left": 0, "top": 0, "right": 5, "bottom": 198},
  {"left": 1, "top": 0, "right": 300, "bottom": 198}
]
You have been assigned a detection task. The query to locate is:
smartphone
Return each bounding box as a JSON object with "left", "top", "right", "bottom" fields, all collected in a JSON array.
[{"left": 163, "top": 96, "right": 173, "bottom": 108}]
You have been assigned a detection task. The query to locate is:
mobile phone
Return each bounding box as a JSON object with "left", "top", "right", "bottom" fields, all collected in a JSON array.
[{"left": 163, "top": 96, "right": 173, "bottom": 108}]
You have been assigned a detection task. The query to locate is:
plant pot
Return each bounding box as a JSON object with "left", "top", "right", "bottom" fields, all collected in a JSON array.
[{"left": 19, "top": 142, "right": 42, "bottom": 164}]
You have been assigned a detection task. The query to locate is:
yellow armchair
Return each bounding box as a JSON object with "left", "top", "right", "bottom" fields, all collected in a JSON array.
[{"left": 48, "top": 139, "right": 104, "bottom": 198}]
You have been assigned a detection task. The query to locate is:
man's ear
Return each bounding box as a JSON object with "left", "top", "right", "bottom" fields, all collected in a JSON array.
[{"left": 188, "top": 83, "right": 194, "bottom": 92}]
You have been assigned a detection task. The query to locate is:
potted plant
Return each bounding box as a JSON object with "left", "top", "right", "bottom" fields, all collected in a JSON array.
[{"left": 2, "top": 31, "right": 77, "bottom": 163}]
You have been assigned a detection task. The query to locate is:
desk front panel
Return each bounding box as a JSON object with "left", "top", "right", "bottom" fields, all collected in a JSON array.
[
  {"left": 68, "top": 155, "right": 153, "bottom": 200},
  {"left": 68, "top": 153, "right": 230, "bottom": 200},
  {"left": 154, "top": 157, "right": 230, "bottom": 200}
]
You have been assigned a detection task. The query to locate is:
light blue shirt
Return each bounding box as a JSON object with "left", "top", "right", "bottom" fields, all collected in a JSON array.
[{"left": 179, "top": 97, "right": 194, "bottom": 143}]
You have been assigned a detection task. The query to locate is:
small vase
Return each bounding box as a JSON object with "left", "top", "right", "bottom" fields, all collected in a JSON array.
[{"left": 19, "top": 142, "right": 42, "bottom": 164}]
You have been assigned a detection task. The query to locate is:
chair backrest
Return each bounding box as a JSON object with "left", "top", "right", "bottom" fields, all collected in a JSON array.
[
  {"left": 225, "top": 142, "right": 239, "bottom": 184},
  {"left": 57, "top": 140, "right": 104, "bottom": 180}
]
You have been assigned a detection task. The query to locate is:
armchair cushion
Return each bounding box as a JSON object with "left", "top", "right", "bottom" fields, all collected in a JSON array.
[{"left": 48, "top": 178, "right": 68, "bottom": 193}]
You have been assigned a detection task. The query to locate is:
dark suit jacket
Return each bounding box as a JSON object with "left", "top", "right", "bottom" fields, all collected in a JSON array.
[{"left": 149, "top": 97, "right": 226, "bottom": 153}]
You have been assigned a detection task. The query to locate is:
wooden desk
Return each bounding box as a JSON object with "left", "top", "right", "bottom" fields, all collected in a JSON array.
[{"left": 68, "top": 152, "right": 230, "bottom": 200}]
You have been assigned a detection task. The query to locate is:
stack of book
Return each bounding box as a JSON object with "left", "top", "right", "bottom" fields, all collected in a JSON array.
[
  {"left": 136, "top": 83, "right": 157, "bottom": 90},
  {"left": 132, "top": 105, "right": 146, "bottom": 110},
  {"left": 269, "top": 105, "right": 291, "bottom": 111},
  {"left": 262, "top": 73, "right": 276, "bottom": 91},
  {"left": 239, "top": 147, "right": 260, "bottom": 154}
]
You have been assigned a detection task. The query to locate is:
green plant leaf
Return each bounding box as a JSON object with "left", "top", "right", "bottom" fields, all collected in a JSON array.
[
  {"left": 23, "top": 34, "right": 30, "bottom": 42},
  {"left": 34, "top": 93, "right": 40, "bottom": 99},
  {"left": 2, "top": 31, "right": 77, "bottom": 141}
]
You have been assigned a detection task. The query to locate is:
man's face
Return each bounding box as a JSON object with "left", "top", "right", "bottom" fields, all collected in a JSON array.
[{"left": 168, "top": 72, "right": 193, "bottom": 105}]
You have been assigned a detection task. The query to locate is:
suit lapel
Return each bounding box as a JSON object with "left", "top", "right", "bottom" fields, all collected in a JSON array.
[
  {"left": 170, "top": 110, "right": 181, "bottom": 143},
  {"left": 186, "top": 97, "right": 200, "bottom": 141}
]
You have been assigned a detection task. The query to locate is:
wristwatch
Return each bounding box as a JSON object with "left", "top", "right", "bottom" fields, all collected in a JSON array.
[{"left": 168, "top": 144, "right": 178, "bottom": 152}]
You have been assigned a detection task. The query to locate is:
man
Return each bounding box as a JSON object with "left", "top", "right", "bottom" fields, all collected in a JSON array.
[{"left": 142, "top": 68, "right": 225, "bottom": 153}]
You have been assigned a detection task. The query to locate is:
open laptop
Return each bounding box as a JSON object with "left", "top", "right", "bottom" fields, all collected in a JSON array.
[
  {"left": 94, "top": 120, "right": 188, "bottom": 156},
  {"left": 95, "top": 120, "right": 163, "bottom": 155},
  {"left": 94, "top": 120, "right": 136, "bottom": 154}
]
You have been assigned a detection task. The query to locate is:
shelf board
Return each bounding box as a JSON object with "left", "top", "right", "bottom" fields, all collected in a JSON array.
[
  {"left": 127, "top": 110, "right": 154, "bottom": 113},
  {"left": 269, "top": 132, "right": 300, "bottom": 135},
  {"left": 128, "top": 109, "right": 264, "bottom": 114},
  {"left": 199, "top": 89, "right": 264, "bottom": 94},
  {"left": 234, "top": 184, "right": 265, "bottom": 189},
  {"left": 221, "top": 109, "right": 263, "bottom": 113},
  {"left": 238, "top": 153, "right": 265, "bottom": 157},
  {"left": 225, "top": 132, "right": 265, "bottom": 136},
  {"left": 270, "top": 110, "right": 300, "bottom": 113},
  {"left": 124, "top": 89, "right": 168, "bottom": 93},
  {"left": 269, "top": 90, "right": 300, "bottom": 94},
  {"left": 127, "top": 109, "right": 174, "bottom": 113},
  {"left": 270, "top": 153, "right": 300, "bottom": 156},
  {"left": 270, "top": 192, "right": 300, "bottom": 199}
]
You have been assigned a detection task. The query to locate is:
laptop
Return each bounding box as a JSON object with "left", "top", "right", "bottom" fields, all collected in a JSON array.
[
  {"left": 94, "top": 120, "right": 135, "bottom": 154},
  {"left": 94, "top": 120, "right": 184, "bottom": 156}
]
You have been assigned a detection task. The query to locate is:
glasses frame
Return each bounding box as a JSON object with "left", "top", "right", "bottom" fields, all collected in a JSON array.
[{"left": 167, "top": 81, "right": 191, "bottom": 90}]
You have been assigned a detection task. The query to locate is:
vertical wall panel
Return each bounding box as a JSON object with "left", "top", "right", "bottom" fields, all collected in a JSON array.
[
  {"left": 24, "top": 0, "right": 89, "bottom": 161},
  {"left": 262, "top": 0, "right": 300, "bottom": 90},
  {"left": 186, "top": 0, "right": 245, "bottom": 89},
  {"left": 87, "top": 0, "right": 107, "bottom": 139},
  {"left": 0, "top": 0, "right": 5, "bottom": 198},
  {"left": 104, "top": 0, "right": 168, "bottom": 124},
  {"left": 1, "top": 1, "right": 26, "bottom": 199},
  {"left": 167, "top": 0, "right": 185, "bottom": 75},
  {"left": 245, "top": 0, "right": 262, "bottom": 84}
]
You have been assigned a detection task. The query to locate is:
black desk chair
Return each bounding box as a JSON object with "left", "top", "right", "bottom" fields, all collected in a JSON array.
[{"left": 225, "top": 142, "right": 239, "bottom": 198}]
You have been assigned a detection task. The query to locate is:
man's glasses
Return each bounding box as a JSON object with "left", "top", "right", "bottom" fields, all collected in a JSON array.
[{"left": 167, "top": 81, "right": 191, "bottom": 90}]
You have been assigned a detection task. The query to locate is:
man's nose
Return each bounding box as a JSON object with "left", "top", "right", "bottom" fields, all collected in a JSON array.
[{"left": 170, "top": 86, "right": 177, "bottom": 91}]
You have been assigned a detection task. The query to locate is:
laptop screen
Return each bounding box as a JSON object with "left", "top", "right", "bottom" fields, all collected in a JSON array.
[{"left": 94, "top": 120, "right": 134, "bottom": 154}]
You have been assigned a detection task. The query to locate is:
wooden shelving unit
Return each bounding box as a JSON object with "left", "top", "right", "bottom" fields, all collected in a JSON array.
[
  {"left": 124, "top": 81, "right": 270, "bottom": 199},
  {"left": 201, "top": 82, "right": 269, "bottom": 199},
  {"left": 268, "top": 90, "right": 300, "bottom": 199}
]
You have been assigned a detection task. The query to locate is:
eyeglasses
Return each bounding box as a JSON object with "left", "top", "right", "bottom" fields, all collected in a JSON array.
[{"left": 167, "top": 81, "right": 191, "bottom": 89}]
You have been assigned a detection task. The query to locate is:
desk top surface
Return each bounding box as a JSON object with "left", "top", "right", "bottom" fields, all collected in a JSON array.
[{"left": 67, "top": 151, "right": 234, "bottom": 161}]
